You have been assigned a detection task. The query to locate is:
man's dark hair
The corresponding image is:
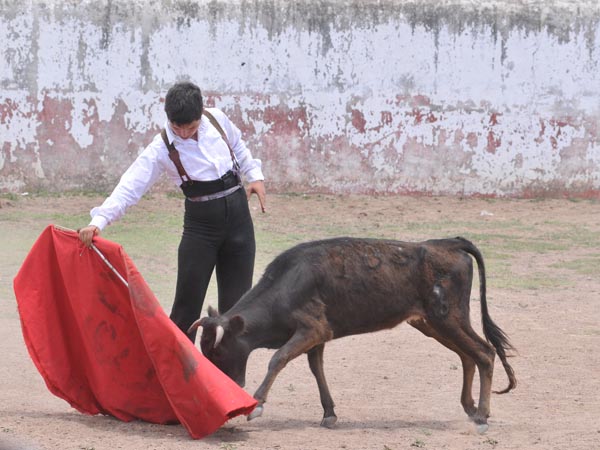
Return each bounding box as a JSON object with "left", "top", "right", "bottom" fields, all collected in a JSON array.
[{"left": 165, "top": 82, "right": 203, "bottom": 125}]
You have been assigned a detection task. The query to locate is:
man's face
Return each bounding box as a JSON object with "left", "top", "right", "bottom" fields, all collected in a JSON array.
[{"left": 170, "top": 119, "right": 201, "bottom": 140}]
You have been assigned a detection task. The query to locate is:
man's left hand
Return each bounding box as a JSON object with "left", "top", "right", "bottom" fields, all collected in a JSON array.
[{"left": 246, "top": 180, "right": 266, "bottom": 213}]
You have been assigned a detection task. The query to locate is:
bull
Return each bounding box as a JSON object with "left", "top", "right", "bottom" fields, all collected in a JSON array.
[{"left": 188, "top": 237, "right": 516, "bottom": 431}]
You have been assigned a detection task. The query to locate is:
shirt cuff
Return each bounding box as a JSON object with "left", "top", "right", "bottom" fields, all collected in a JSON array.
[
  {"left": 245, "top": 167, "right": 265, "bottom": 183},
  {"left": 89, "top": 215, "right": 109, "bottom": 231}
]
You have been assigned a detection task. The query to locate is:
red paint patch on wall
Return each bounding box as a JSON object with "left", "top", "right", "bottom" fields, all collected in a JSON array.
[
  {"left": 260, "top": 106, "right": 310, "bottom": 136},
  {"left": 411, "top": 95, "right": 431, "bottom": 107},
  {"left": 380, "top": 111, "right": 393, "bottom": 126},
  {"left": 0, "top": 98, "right": 20, "bottom": 124},
  {"left": 549, "top": 118, "right": 571, "bottom": 128},
  {"left": 394, "top": 94, "right": 432, "bottom": 108},
  {"left": 409, "top": 108, "right": 437, "bottom": 125},
  {"left": 411, "top": 108, "right": 424, "bottom": 125},
  {"left": 370, "top": 111, "right": 394, "bottom": 134},
  {"left": 351, "top": 109, "right": 366, "bottom": 133},
  {"left": 486, "top": 131, "right": 501, "bottom": 154},
  {"left": 38, "top": 94, "right": 73, "bottom": 133},
  {"left": 437, "top": 129, "right": 449, "bottom": 147},
  {"left": 535, "top": 119, "right": 546, "bottom": 144},
  {"left": 489, "top": 112, "right": 500, "bottom": 126},
  {"left": 521, "top": 182, "right": 600, "bottom": 200},
  {"left": 239, "top": 103, "right": 312, "bottom": 173},
  {"left": 466, "top": 132, "right": 478, "bottom": 149},
  {"left": 35, "top": 94, "right": 81, "bottom": 181},
  {"left": 453, "top": 129, "right": 464, "bottom": 145}
]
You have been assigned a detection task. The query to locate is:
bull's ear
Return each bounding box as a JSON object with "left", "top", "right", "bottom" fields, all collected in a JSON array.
[
  {"left": 229, "top": 315, "right": 245, "bottom": 336},
  {"left": 207, "top": 305, "right": 219, "bottom": 317}
]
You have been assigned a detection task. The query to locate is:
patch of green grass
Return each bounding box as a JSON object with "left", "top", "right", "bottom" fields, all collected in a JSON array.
[
  {"left": 254, "top": 230, "right": 305, "bottom": 258},
  {"left": 551, "top": 228, "right": 600, "bottom": 248},
  {"left": 219, "top": 444, "right": 237, "bottom": 450},
  {"left": 479, "top": 258, "right": 570, "bottom": 291},
  {"left": 3, "top": 193, "right": 598, "bottom": 307},
  {"left": 479, "top": 248, "right": 513, "bottom": 262},
  {"left": 404, "top": 220, "right": 483, "bottom": 233},
  {"left": 468, "top": 233, "right": 570, "bottom": 254},
  {"left": 509, "top": 273, "right": 570, "bottom": 290},
  {"left": 551, "top": 256, "right": 600, "bottom": 276},
  {"left": 0, "top": 192, "right": 21, "bottom": 201},
  {"left": 165, "top": 190, "right": 184, "bottom": 199},
  {"left": 0, "top": 212, "right": 90, "bottom": 231},
  {"left": 579, "top": 329, "right": 600, "bottom": 336}
]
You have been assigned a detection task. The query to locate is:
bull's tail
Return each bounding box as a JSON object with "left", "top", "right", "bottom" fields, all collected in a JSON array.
[{"left": 454, "top": 237, "right": 517, "bottom": 394}]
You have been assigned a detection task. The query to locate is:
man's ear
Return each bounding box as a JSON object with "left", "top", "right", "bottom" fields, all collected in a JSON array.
[
  {"left": 207, "top": 305, "right": 219, "bottom": 317},
  {"left": 229, "top": 315, "right": 245, "bottom": 336}
]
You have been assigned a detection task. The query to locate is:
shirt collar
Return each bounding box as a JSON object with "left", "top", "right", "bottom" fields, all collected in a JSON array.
[
  {"left": 164, "top": 116, "right": 208, "bottom": 144},
  {"left": 164, "top": 121, "right": 176, "bottom": 145}
]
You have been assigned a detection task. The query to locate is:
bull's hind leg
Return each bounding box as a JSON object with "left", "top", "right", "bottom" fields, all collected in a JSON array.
[
  {"left": 409, "top": 318, "right": 477, "bottom": 417},
  {"left": 249, "top": 328, "right": 324, "bottom": 421},
  {"left": 428, "top": 318, "right": 496, "bottom": 429},
  {"left": 307, "top": 344, "right": 337, "bottom": 428}
]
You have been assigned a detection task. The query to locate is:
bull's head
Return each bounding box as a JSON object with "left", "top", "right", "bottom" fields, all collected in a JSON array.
[{"left": 187, "top": 306, "right": 250, "bottom": 387}]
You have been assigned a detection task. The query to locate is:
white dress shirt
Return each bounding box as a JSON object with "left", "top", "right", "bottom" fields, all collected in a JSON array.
[{"left": 89, "top": 108, "right": 264, "bottom": 230}]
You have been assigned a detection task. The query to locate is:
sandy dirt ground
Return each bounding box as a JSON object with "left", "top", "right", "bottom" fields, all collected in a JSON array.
[{"left": 1, "top": 194, "right": 599, "bottom": 450}]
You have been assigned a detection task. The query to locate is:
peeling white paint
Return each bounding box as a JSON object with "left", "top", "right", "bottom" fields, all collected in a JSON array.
[
  {"left": 0, "top": 91, "right": 38, "bottom": 151},
  {"left": 1, "top": 1, "right": 599, "bottom": 196},
  {"left": 70, "top": 94, "right": 95, "bottom": 148}
]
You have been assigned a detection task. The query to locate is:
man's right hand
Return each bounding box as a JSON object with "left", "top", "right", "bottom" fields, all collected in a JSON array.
[{"left": 78, "top": 225, "right": 99, "bottom": 248}]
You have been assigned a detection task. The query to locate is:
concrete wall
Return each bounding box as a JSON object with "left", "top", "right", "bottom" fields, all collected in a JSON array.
[{"left": 1, "top": 0, "right": 599, "bottom": 197}]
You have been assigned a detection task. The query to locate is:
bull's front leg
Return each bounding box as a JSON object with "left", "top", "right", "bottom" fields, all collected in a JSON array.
[
  {"left": 307, "top": 343, "right": 337, "bottom": 428},
  {"left": 249, "top": 330, "right": 321, "bottom": 422}
]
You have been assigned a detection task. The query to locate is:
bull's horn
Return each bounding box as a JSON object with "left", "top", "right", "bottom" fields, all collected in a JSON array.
[
  {"left": 214, "top": 325, "right": 224, "bottom": 348},
  {"left": 187, "top": 319, "right": 202, "bottom": 334}
]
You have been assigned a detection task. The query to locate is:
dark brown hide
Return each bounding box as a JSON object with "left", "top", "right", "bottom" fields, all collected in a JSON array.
[{"left": 190, "top": 237, "right": 516, "bottom": 429}]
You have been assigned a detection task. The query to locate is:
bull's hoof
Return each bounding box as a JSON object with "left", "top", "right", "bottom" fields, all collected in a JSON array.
[
  {"left": 470, "top": 415, "right": 489, "bottom": 434},
  {"left": 476, "top": 423, "right": 489, "bottom": 434},
  {"left": 247, "top": 405, "right": 263, "bottom": 421},
  {"left": 320, "top": 415, "right": 337, "bottom": 428}
]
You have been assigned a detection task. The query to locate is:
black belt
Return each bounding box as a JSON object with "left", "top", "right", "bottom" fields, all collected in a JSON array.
[
  {"left": 180, "top": 170, "right": 240, "bottom": 198},
  {"left": 186, "top": 185, "right": 242, "bottom": 202}
]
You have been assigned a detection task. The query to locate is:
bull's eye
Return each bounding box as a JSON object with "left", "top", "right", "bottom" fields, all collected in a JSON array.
[{"left": 201, "top": 342, "right": 221, "bottom": 358}]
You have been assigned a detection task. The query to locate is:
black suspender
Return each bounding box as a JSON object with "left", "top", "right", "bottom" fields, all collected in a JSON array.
[
  {"left": 202, "top": 110, "right": 241, "bottom": 174},
  {"left": 161, "top": 128, "right": 192, "bottom": 186},
  {"left": 160, "top": 110, "right": 240, "bottom": 187}
]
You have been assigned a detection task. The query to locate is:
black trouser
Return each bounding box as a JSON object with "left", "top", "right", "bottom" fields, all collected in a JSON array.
[{"left": 169, "top": 188, "right": 255, "bottom": 342}]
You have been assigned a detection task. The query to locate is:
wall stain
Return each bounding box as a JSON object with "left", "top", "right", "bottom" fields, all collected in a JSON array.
[{"left": 1, "top": 1, "right": 599, "bottom": 197}]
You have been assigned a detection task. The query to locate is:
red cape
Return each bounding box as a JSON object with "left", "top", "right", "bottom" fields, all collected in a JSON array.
[{"left": 13, "top": 225, "right": 256, "bottom": 439}]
